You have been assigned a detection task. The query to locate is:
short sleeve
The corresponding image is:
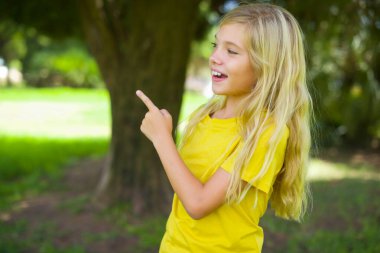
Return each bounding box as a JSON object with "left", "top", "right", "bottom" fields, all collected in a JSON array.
[{"left": 221, "top": 125, "right": 289, "bottom": 194}]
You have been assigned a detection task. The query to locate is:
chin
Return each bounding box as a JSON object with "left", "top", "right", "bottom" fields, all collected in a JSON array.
[
  {"left": 211, "top": 89, "right": 224, "bottom": 96},
  {"left": 212, "top": 85, "right": 226, "bottom": 96}
]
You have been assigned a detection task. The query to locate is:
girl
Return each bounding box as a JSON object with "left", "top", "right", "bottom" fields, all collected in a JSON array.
[{"left": 136, "top": 3, "right": 311, "bottom": 253}]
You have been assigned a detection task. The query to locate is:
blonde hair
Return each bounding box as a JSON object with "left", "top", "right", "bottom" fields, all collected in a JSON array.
[{"left": 181, "top": 3, "right": 312, "bottom": 221}]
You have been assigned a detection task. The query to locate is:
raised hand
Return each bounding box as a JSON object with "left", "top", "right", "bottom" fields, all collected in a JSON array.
[{"left": 136, "top": 90, "right": 173, "bottom": 143}]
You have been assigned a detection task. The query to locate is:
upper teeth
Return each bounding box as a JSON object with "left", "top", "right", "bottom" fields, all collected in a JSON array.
[{"left": 212, "top": 71, "right": 222, "bottom": 77}]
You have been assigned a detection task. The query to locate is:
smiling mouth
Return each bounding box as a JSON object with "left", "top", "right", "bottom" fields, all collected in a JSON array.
[
  {"left": 212, "top": 70, "right": 227, "bottom": 77},
  {"left": 211, "top": 70, "right": 228, "bottom": 82}
]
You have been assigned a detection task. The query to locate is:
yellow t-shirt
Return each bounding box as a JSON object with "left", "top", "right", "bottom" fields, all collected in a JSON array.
[{"left": 160, "top": 114, "right": 289, "bottom": 253}]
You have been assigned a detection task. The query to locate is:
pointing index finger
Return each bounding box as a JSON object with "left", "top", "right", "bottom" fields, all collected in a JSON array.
[{"left": 136, "top": 90, "right": 157, "bottom": 111}]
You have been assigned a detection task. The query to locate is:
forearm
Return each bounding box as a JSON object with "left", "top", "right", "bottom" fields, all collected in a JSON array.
[
  {"left": 153, "top": 134, "right": 205, "bottom": 217},
  {"left": 135, "top": 90, "right": 224, "bottom": 218}
]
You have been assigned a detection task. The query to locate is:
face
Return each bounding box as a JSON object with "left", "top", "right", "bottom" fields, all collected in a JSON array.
[{"left": 209, "top": 23, "right": 256, "bottom": 99}]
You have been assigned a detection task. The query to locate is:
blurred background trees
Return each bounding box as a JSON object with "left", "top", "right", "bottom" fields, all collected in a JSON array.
[
  {"left": 0, "top": 0, "right": 204, "bottom": 215},
  {"left": 0, "top": 0, "right": 379, "bottom": 215},
  {"left": 286, "top": 0, "right": 380, "bottom": 148}
]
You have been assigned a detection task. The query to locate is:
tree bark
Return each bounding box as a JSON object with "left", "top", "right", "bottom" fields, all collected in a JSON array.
[{"left": 78, "top": 0, "right": 201, "bottom": 214}]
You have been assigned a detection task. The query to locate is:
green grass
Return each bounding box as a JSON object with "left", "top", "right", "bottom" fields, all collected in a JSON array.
[
  {"left": 0, "top": 87, "right": 379, "bottom": 253},
  {"left": 0, "top": 87, "right": 108, "bottom": 102},
  {"left": 0, "top": 219, "right": 87, "bottom": 253},
  {"left": 178, "top": 90, "right": 208, "bottom": 123},
  {"left": 261, "top": 178, "right": 380, "bottom": 253},
  {"left": 0, "top": 87, "right": 112, "bottom": 210},
  {"left": 0, "top": 136, "right": 108, "bottom": 210},
  {"left": 261, "top": 159, "right": 380, "bottom": 253},
  {"left": 0, "top": 87, "right": 110, "bottom": 138}
]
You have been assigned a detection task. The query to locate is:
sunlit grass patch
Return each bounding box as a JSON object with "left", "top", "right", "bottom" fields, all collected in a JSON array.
[
  {"left": 0, "top": 87, "right": 108, "bottom": 102},
  {"left": 0, "top": 87, "right": 208, "bottom": 138},
  {"left": 0, "top": 136, "right": 108, "bottom": 210},
  {"left": 0, "top": 87, "right": 110, "bottom": 138},
  {"left": 308, "top": 159, "right": 380, "bottom": 181},
  {"left": 178, "top": 90, "right": 208, "bottom": 123}
]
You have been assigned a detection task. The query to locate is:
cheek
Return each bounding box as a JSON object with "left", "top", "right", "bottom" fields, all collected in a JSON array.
[
  {"left": 241, "top": 77, "right": 254, "bottom": 92},
  {"left": 247, "top": 60, "right": 256, "bottom": 79},
  {"left": 239, "top": 65, "right": 255, "bottom": 89},
  {"left": 227, "top": 59, "right": 255, "bottom": 90}
]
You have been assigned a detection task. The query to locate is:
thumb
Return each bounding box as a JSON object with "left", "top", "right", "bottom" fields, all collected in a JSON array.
[
  {"left": 160, "top": 109, "right": 173, "bottom": 132},
  {"left": 160, "top": 109, "right": 172, "bottom": 119}
]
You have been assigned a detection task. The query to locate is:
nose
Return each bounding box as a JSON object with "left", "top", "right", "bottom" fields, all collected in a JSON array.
[{"left": 209, "top": 50, "right": 222, "bottom": 65}]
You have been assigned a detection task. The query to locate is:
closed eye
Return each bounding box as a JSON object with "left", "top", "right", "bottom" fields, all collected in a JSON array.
[{"left": 211, "top": 41, "right": 238, "bottom": 55}]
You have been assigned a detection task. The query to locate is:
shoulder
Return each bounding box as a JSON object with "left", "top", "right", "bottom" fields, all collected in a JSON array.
[{"left": 257, "top": 122, "right": 289, "bottom": 147}]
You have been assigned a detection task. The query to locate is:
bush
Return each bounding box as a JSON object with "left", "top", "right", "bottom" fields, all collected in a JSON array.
[{"left": 25, "top": 40, "right": 104, "bottom": 88}]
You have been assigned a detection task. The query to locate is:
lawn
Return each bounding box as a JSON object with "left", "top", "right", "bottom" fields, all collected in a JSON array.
[
  {"left": 0, "top": 88, "right": 111, "bottom": 211},
  {"left": 0, "top": 87, "right": 207, "bottom": 210},
  {"left": 0, "top": 87, "right": 379, "bottom": 253}
]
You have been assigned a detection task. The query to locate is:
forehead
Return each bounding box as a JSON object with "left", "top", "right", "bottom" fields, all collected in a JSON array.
[{"left": 215, "top": 23, "right": 248, "bottom": 48}]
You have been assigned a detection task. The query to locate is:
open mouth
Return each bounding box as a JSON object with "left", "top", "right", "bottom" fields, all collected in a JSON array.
[{"left": 211, "top": 70, "right": 228, "bottom": 81}]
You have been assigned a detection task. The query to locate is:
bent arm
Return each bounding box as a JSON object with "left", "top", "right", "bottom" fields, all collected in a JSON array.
[
  {"left": 135, "top": 90, "right": 232, "bottom": 219},
  {"left": 153, "top": 135, "right": 231, "bottom": 219}
]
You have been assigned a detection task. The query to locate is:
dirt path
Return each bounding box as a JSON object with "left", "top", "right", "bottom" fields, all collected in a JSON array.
[{"left": 3, "top": 158, "right": 141, "bottom": 253}]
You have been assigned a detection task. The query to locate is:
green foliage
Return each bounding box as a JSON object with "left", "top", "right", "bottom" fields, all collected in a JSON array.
[
  {"left": 0, "top": 0, "right": 80, "bottom": 39},
  {"left": 25, "top": 39, "right": 104, "bottom": 88},
  {"left": 191, "top": 0, "right": 380, "bottom": 148},
  {"left": 0, "top": 20, "right": 104, "bottom": 88},
  {"left": 288, "top": 0, "right": 380, "bottom": 147},
  {"left": 0, "top": 20, "right": 27, "bottom": 69}
]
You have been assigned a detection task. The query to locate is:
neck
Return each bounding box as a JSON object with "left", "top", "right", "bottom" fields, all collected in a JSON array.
[{"left": 213, "top": 95, "right": 246, "bottom": 119}]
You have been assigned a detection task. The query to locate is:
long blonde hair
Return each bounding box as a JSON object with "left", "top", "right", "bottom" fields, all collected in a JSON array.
[{"left": 181, "top": 3, "right": 312, "bottom": 221}]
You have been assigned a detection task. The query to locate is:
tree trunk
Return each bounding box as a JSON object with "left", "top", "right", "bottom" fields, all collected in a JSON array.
[{"left": 78, "top": 0, "right": 201, "bottom": 214}]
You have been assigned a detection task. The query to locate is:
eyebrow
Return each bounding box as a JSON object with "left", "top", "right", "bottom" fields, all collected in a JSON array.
[{"left": 214, "top": 34, "right": 243, "bottom": 50}]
